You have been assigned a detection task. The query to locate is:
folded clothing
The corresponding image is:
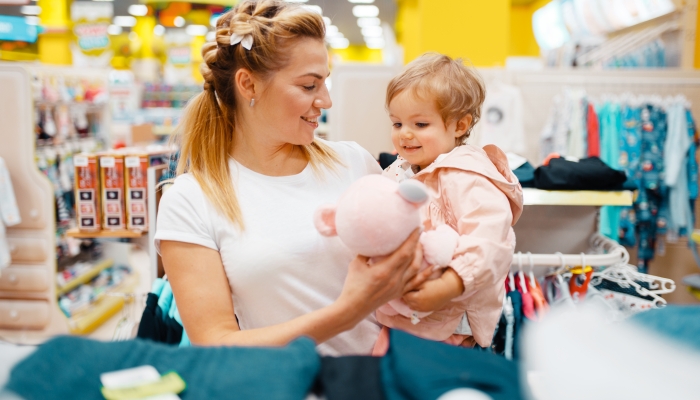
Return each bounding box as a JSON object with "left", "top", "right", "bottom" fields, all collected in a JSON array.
[
  {"left": 513, "top": 162, "right": 535, "bottom": 188},
  {"left": 631, "top": 305, "right": 700, "bottom": 352},
  {"left": 5, "top": 336, "right": 319, "bottom": 400},
  {"left": 314, "top": 356, "right": 386, "bottom": 400},
  {"left": 381, "top": 330, "right": 524, "bottom": 400},
  {"left": 534, "top": 156, "right": 627, "bottom": 190}
]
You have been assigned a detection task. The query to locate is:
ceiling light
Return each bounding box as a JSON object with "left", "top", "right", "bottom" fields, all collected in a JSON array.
[
  {"left": 25, "top": 16, "right": 40, "bottom": 26},
  {"left": 107, "top": 25, "right": 123, "bottom": 35},
  {"left": 128, "top": 5, "right": 148, "bottom": 17},
  {"left": 365, "top": 37, "right": 385, "bottom": 49},
  {"left": 361, "top": 26, "right": 383, "bottom": 37},
  {"left": 352, "top": 5, "right": 379, "bottom": 17},
  {"left": 328, "top": 38, "right": 349, "bottom": 49},
  {"left": 357, "top": 17, "right": 380, "bottom": 27},
  {"left": 186, "top": 25, "right": 209, "bottom": 36},
  {"left": 349, "top": 0, "right": 375, "bottom": 3},
  {"left": 20, "top": 5, "right": 41, "bottom": 15},
  {"left": 174, "top": 16, "right": 186, "bottom": 27},
  {"left": 323, "top": 17, "right": 331, "bottom": 26},
  {"left": 206, "top": 31, "right": 216, "bottom": 42},
  {"left": 326, "top": 25, "right": 339, "bottom": 36},
  {"left": 285, "top": 0, "right": 309, "bottom": 2},
  {"left": 302, "top": 5, "right": 323, "bottom": 15},
  {"left": 153, "top": 25, "right": 165, "bottom": 36},
  {"left": 113, "top": 16, "right": 137, "bottom": 28}
]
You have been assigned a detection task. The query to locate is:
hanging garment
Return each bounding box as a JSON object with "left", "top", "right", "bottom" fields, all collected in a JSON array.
[
  {"left": 0, "top": 157, "right": 21, "bottom": 270},
  {"left": 529, "top": 279, "right": 549, "bottom": 319},
  {"left": 534, "top": 156, "right": 627, "bottom": 190},
  {"left": 506, "top": 288, "right": 523, "bottom": 360},
  {"left": 664, "top": 102, "right": 693, "bottom": 236},
  {"left": 567, "top": 92, "right": 587, "bottom": 159},
  {"left": 687, "top": 110, "right": 699, "bottom": 202},
  {"left": 599, "top": 102, "right": 623, "bottom": 243},
  {"left": 540, "top": 95, "right": 570, "bottom": 160},
  {"left": 618, "top": 105, "right": 643, "bottom": 247},
  {"left": 517, "top": 273, "right": 537, "bottom": 321},
  {"left": 587, "top": 103, "right": 601, "bottom": 157},
  {"left": 478, "top": 81, "right": 527, "bottom": 154}
]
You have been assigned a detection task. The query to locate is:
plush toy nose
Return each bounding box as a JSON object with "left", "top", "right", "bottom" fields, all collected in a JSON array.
[{"left": 397, "top": 179, "right": 429, "bottom": 206}]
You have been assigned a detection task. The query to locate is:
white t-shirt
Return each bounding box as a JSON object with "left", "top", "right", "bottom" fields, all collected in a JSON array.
[{"left": 154, "top": 140, "right": 383, "bottom": 356}]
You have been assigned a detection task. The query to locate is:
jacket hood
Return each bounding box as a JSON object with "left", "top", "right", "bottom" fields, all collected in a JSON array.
[{"left": 417, "top": 144, "right": 524, "bottom": 225}]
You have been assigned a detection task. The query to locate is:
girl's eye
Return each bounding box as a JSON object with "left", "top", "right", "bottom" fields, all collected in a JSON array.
[
  {"left": 393, "top": 123, "right": 402, "bottom": 128},
  {"left": 303, "top": 85, "right": 316, "bottom": 91},
  {"left": 416, "top": 123, "right": 429, "bottom": 128}
]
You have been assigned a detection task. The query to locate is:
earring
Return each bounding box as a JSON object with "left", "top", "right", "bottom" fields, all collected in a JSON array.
[{"left": 250, "top": 98, "right": 255, "bottom": 107}]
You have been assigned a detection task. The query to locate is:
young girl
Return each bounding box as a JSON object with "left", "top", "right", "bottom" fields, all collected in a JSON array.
[{"left": 374, "top": 53, "right": 524, "bottom": 354}]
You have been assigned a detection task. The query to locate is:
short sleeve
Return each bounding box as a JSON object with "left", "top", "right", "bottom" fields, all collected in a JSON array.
[
  {"left": 346, "top": 141, "right": 382, "bottom": 175},
  {"left": 154, "top": 175, "right": 218, "bottom": 254}
]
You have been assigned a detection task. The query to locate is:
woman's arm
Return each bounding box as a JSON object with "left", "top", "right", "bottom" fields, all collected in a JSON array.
[{"left": 161, "top": 229, "right": 427, "bottom": 347}]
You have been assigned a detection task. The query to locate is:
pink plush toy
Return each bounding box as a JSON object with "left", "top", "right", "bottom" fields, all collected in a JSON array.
[{"left": 314, "top": 174, "right": 459, "bottom": 324}]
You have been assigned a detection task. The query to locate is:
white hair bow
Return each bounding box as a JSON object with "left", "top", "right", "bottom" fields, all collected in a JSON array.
[{"left": 230, "top": 32, "right": 253, "bottom": 50}]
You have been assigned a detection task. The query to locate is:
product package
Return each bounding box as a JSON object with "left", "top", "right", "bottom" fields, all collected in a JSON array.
[
  {"left": 124, "top": 153, "right": 148, "bottom": 231},
  {"left": 74, "top": 154, "right": 101, "bottom": 231},
  {"left": 99, "top": 154, "right": 125, "bottom": 230}
]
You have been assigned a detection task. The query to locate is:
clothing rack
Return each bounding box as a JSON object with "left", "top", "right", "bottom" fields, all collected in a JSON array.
[{"left": 510, "top": 234, "right": 628, "bottom": 273}]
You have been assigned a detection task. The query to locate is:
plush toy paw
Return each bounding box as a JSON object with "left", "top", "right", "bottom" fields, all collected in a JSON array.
[{"left": 421, "top": 224, "right": 460, "bottom": 267}]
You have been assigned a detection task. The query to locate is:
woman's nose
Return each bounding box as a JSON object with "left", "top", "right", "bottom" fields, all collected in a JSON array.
[{"left": 314, "top": 85, "right": 332, "bottom": 109}]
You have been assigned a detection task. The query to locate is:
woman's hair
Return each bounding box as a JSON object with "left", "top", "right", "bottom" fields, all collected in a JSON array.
[
  {"left": 175, "top": 0, "right": 341, "bottom": 229},
  {"left": 385, "top": 53, "right": 486, "bottom": 145}
]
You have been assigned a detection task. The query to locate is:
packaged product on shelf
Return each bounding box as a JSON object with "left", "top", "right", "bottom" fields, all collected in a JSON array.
[
  {"left": 99, "top": 153, "right": 125, "bottom": 230},
  {"left": 124, "top": 153, "right": 148, "bottom": 231},
  {"left": 74, "top": 154, "right": 101, "bottom": 231},
  {"left": 58, "top": 264, "right": 132, "bottom": 318}
]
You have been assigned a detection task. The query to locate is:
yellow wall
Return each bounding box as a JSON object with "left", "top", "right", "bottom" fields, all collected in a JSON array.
[
  {"left": 331, "top": 45, "right": 383, "bottom": 64},
  {"left": 509, "top": 5, "right": 540, "bottom": 56},
  {"left": 396, "top": 0, "right": 511, "bottom": 66}
]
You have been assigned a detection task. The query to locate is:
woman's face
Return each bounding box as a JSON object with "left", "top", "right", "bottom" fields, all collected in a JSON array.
[{"left": 254, "top": 38, "right": 331, "bottom": 146}]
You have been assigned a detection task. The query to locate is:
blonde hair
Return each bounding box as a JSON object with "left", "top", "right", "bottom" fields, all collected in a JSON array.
[
  {"left": 386, "top": 53, "right": 486, "bottom": 145},
  {"left": 175, "top": 0, "right": 341, "bottom": 229}
]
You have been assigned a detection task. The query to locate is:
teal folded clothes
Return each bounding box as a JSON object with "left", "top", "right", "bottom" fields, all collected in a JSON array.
[
  {"left": 631, "top": 305, "right": 700, "bottom": 352},
  {"left": 5, "top": 336, "right": 320, "bottom": 400},
  {"left": 136, "top": 278, "right": 190, "bottom": 347},
  {"left": 381, "top": 330, "right": 525, "bottom": 400},
  {"left": 513, "top": 162, "right": 535, "bottom": 188}
]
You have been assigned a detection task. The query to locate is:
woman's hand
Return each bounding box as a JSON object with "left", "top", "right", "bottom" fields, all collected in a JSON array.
[
  {"left": 402, "top": 268, "right": 465, "bottom": 312},
  {"left": 336, "top": 229, "right": 426, "bottom": 322}
]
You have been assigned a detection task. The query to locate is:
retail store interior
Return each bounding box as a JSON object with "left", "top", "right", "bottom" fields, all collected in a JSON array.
[{"left": 1, "top": 0, "right": 700, "bottom": 399}]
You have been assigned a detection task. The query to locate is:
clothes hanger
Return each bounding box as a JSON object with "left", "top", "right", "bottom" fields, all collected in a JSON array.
[
  {"left": 527, "top": 252, "right": 537, "bottom": 288},
  {"left": 518, "top": 252, "right": 528, "bottom": 294}
]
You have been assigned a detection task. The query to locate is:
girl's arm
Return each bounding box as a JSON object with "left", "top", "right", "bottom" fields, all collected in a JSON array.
[{"left": 160, "top": 229, "right": 428, "bottom": 347}]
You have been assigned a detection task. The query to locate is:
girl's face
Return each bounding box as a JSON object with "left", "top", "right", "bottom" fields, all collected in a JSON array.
[
  {"left": 254, "top": 38, "right": 331, "bottom": 146},
  {"left": 389, "top": 91, "right": 463, "bottom": 170}
]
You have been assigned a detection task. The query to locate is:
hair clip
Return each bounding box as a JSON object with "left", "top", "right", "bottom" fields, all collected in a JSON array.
[{"left": 230, "top": 32, "right": 253, "bottom": 50}]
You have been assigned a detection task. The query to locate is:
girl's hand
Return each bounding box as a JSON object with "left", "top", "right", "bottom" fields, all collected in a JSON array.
[
  {"left": 402, "top": 268, "right": 465, "bottom": 312},
  {"left": 337, "top": 230, "right": 423, "bottom": 321}
]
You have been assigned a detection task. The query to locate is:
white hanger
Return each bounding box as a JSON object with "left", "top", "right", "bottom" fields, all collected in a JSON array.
[
  {"left": 527, "top": 252, "right": 537, "bottom": 288},
  {"left": 517, "top": 252, "right": 528, "bottom": 294}
]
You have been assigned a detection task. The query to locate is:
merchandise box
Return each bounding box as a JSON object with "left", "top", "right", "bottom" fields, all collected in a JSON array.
[
  {"left": 74, "top": 154, "right": 101, "bottom": 231},
  {"left": 99, "top": 153, "right": 125, "bottom": 230},
  {"left": 124, "top": 153, "right": 149, "bottom": 231}
]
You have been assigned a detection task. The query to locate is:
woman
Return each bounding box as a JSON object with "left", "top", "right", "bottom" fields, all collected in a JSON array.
[{"left": 155, "top": 0, "right": 428, "bottom": 356}]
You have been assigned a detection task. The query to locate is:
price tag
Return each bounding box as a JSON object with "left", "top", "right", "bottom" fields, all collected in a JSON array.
[
  {"left": 101, "top": 156, "right": 115, "bottom": 168},
  {"left": 74, "top": 156, "right": 88, "bottom": 167},
  {"left": 125, "top": 156, "right": 140, "bottom": 168}
]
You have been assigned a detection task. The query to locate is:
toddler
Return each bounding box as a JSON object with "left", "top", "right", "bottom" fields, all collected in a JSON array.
[{"left": 374, "top": 53, "right": 524, "bottom": 354}]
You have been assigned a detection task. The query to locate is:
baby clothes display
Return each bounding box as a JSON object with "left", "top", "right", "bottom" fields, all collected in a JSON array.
[
  {"left": 0, "top": 157, "right": 21, "bottom": 271},
  {"left": 478, "top": 81, "right": 527, "bottom": 154}
]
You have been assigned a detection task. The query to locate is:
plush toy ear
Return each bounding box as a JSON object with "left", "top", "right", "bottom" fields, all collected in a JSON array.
[
  {"left": 314, "top": 205, "right": 338, "bottom": 237},
  {"left": 397, "top": 179, "right": 429, "bottom": 208}
]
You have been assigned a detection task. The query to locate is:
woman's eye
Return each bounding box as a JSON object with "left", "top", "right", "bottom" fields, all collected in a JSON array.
[
  {"left": 303, "top": 85, "right": 316, "bottom": 91},
  {"left": 393, "top": 123, "right": 402, "bottom": 128},
  {"left": 416, "top": 123, "right": 428, "bottom": 128}
]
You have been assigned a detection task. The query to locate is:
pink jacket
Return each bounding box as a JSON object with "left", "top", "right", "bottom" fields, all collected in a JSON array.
[{"left": 378, "top": 144, "right": 523, "bottom": 347}]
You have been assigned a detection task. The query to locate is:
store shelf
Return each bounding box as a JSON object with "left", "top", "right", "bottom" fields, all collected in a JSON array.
[
  {"left": 153, "top": 125, "right": 175, "bottom": 136},
  {"left": 523, "top": 188, "right": 634, "bottom": 206},
  {"left": 66, "top": 271, "right": 139, "bottom": 335},
  {"left": 56, "top": 259, "right": 114, "bottom": 296},
  {"left": 66, "top": 228, "right": 147, "bottom": 239}
]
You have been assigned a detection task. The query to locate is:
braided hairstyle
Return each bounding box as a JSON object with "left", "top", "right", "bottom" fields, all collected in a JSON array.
[{"left": 176, "top": 0, "right": 340, "bottom": 229}]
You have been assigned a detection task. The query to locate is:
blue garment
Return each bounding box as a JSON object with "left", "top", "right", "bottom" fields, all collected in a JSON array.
[
  {"left": 381, "top": 329, "right": 524, "bottom": 400},
  {"left": 664, "top": 103, "right": 693, "bottom": 236},
  {"left": 631, "top": 305, "right": 700, "bottom": 352},
  {"left": 686, "top": 111, "right": 698, "bottom": 229},
  {"left": 618, "top": 106, "right": 643, "bottom": 246},
  {"left": 6, "top": 335, "right": 320, "bottom": 400},
  {"left": 507, "top": 290, "right": 523, "bottom": 361},
  {"left": 599, "top": 103, "right": 622, "bottom": 242}
]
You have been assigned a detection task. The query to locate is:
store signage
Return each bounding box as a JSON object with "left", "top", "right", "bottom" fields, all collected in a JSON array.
[
  {"left": 74, "top": 23, "right": 110, "bottom": 51},
  {"left": 0, "top": 15, "right": 38, "bottom": 43}
]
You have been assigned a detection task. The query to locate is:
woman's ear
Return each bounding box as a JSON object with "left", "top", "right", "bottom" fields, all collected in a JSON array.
[
  {"left": 453, "top": 114, "right": 473, "bottom": 138},
  {"left": 234, "top": 68, "right": 257, "bottom": 103},
  {"left": 314, "top": 205, "right": 338, "bottom": 237}
]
